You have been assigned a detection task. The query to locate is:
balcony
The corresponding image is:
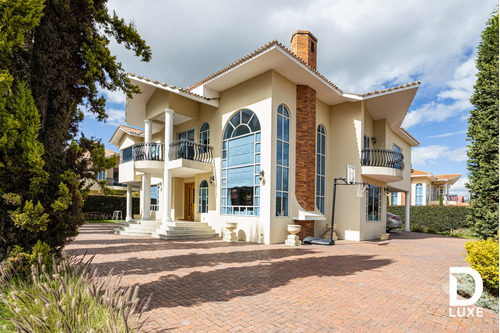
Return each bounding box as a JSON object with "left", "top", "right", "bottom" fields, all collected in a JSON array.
[
  {"left": 361, "top": 148, "right": 404, "bottom": 182},
  {"left": 131, "top": 143, "right": 166, "bottom": 177},
  {"left": 167, "top": 139, "right": 213, "bottom": 178}
]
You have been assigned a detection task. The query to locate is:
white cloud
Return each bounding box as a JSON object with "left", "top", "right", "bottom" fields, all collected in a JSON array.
[
  {"left": 450, "top": 177, "right": 469, "bottom": 196},
  {"left": 83, "top": 107, "right": 125, "bottom": 127},
  {"left": 412, "top": 145, "right": 467, "bottom": 166},
  {"left": 101, "top": 89, "right": 125, "bottom": 105},
  {"left": 403, "top": 55, "right": 477, "bottom": 128},
  {"left": 427, "top": 130, "right": 467, "bottom": 139}
]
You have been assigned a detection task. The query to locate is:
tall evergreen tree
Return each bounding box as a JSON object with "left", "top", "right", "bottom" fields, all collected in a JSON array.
[
  {"left": 1, "top": 0, "right": 151, "bottom": 261},
  {"left": 466, "top": 10, "right": 499, "bottom": 239}
]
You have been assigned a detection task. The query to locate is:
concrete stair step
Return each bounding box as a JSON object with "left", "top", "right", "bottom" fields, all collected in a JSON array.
[
  {"left": 137, "top": 220, "right": 163, "bottom": 227},
  {"left": 163, "top": 221, "right": 209, "bottom": 227},
  {"left": 158, "top": 228, "right": 216, "bottom": 235},
  {"left": 117, "top": 230, "right": 154, "bottom": 237},
  {"left": 154, "top": 233, "right": 220, "bottom": 240}
]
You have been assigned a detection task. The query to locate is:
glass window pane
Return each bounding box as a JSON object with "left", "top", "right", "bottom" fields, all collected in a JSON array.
[
  {"left": 255, "top": 197, "right": 260, "bottom": 206},
  {"left": 255, "top": 143, "right": 261, "bottom": 153},
  {"left": 316, "top": 176, "right": 320, "bottom": 195},
  {"left": 233, "top": 125, "right": 250, "bottom": 137},
  {"left": 283, "top": 143, "right": 289, "bottom": 167},
  {"left": 277, "top": 115, "right": 283, "bottom": 140},
  {"left": 222, "top": 188, "right": 226, "bottom": 197},
  {"left": 188, "top": 129, "right": 195, "bottom": 141},
  {"left": 255, "top": 186, "right": 260, "bottom": 195},
  {"left": 256, "top": 154, "right": 260, "bottom": 163},
  {"left": 230, "top": 112, "right": 241, "bottom": 128},
  {"left": 321, "top": 156, "right": 326, "bottom": 176},
  {"left": 242, "top": 109, "right": 252, "bottom": 124},
  {"left": 277, "top": 142, "right": 282, "bottom": 165},
  {"left": 255, "top": 175, "right": 260, "bottom": 184},
  {"left": 276, "top": 167, "right": 282, "bottom": 191},
  {"left": 283, "top": 193, "right": 288, "bottom": 216},
  {"left": 256, "top": 132, "right": 261, "bottom": 142},
  {"left": 249, "top": 113, "right": 261, "bottom": 132},
  {"left": 284, "top": 118, "right": 289, "bottom": 142},
  {"left": 276, "top": 192, "right": 282, "bottom": 216},
  {"left": 255, "top": 207, "right": 260, "bottom": 216},
  {"left": 223, "top": 125, "right": 233, "bottom": 140},
  {"left": 283, "top": 168, "right": 288, "bottom": 192}
]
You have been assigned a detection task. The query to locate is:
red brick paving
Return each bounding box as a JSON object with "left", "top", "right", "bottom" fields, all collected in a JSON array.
[{"left": 65, "top": 223, "right": 499, "bottom": 332}]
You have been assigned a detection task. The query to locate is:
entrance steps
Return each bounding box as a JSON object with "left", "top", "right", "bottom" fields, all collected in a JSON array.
[{"left": 114, "top": 220, "right": 219, "bottom": 240}]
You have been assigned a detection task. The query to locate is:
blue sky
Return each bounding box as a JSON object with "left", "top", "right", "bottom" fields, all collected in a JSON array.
[{"left": 79, "top": 0, "right": 498, "bottom": 196}]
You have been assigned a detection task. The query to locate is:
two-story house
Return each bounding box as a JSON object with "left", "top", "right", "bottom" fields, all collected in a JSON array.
[{"left": 111, "top": 31, "right": 420, "bottom": 243}]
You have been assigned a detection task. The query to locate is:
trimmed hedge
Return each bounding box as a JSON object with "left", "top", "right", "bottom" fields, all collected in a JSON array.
[
  {"left": 387, "top": 205, "right": 468, "bottom": 232},
  {"left": 83, "top": 195, "right": 140, "bottom": 218}
]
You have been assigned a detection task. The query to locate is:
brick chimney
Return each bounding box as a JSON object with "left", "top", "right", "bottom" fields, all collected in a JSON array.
[{"left": 290, "top": 30, "right": 318, "bottom": 70}]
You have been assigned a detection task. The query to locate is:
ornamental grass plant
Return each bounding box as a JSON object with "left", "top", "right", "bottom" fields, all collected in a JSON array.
[{"left": 0, "top": 255, "right": 150, "bottom": 332}]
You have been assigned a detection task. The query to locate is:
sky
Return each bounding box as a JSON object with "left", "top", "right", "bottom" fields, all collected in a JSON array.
[{"left": 80, "top": 0, "right": 498, "bottom": 196}]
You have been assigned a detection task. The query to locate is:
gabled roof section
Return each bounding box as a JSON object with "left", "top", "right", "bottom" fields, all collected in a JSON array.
[
  {"left": 187, "top": 40, "right": 343, "bottom": 94},
  {"left": 109, "top": 125, "right": 144, "bottom": 146},
  {"left": 435, "top": 174, "right": 462, "bottom": 180},
  {"left": 411, "top": 169, "right": 432, "bottom": 176}
]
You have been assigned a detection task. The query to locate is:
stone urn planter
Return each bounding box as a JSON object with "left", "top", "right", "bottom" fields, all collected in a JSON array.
[
  {"left": 285, "top": 224, "right": 301, "bottom": 246},
  {"left": 224, "top": 222, "right": 238, "bottom": 242},
  {"left": 379, "top": 233, "right": 390, "bottom": 241}
]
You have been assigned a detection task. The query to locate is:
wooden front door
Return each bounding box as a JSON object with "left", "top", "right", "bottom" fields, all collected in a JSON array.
[{"left": 184, "top": 182, "right": 195, "bottom": 221}]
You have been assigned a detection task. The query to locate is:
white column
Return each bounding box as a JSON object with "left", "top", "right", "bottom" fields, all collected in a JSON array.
[
  {"left": 162, "top": 108, "right": 174, "bottom": 223},
  {"left": 142, "top": 173, "right": 151, "bottom": 220},
  {"left": 404, "top": 191, "right": 410, "bottom": 231},
  {"left": 126, "top": 184, "right": 133, "bottom": 221},
  {"left": 144, "top": 119, "right": 153, "bottom": 142},
  {"left": 445, "top": 184, "right": 449, "bottom": 205}
]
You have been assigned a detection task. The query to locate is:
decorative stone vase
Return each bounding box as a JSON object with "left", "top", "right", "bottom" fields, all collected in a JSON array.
[
  {"left": 379, "top": 233, "right": 390, "bottom": 241},
  {"left": 285, "top": 224, "right": 301, "bottom": 246},
  {"left": 224, "top": 222, "right": 238, "bottom": 242},
  {"left": 331, "top": 223, "right": 338, "bottom": 241}
]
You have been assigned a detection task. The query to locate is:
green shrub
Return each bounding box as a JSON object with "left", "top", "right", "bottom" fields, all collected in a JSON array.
[
  {"left": 465, "top": 238, "right": 499, "bottom": 295},
  {"left": 4, "top": 240, "right": 52, "bottom": 277},
  {"left": 387, "top": 206, "right": 468, "bottom": 232},
  {"left": 0, "top": 255, "right": 150, "bottom": 332},
  {"left": 83, "top": 195, "right": 140, "bottom": 217}
]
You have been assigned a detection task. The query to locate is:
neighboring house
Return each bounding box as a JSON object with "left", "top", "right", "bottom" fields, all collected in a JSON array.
[
  {"left": 110, "top": 30, "right": 420, "bottom": 243},
  {"left": 389, "top": 169, "right": 462, "bottom": 206},
  {"left": 86, "top": 148, "right": 128, "bottom": 195}
]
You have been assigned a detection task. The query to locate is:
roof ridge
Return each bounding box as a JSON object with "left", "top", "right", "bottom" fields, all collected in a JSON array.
[
  {"left": 363, "top": 81, "right": 421, "bottom": 97},
  {"left": 128, "top": 72, "right": 210, "bottom": 100},
  {"left": 186, "top": 39, "right": 344, "bottom": 93}
]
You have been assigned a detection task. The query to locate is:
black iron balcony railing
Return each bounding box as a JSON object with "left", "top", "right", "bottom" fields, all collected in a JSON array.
[
  {"left": 132, "top": 143, "right": 165, "bottom": 162},
  {"left": 361, "top": 148, "right": 405, "bottom": 170},
  {"left": 169, "top": 139, "right": 213, "bottom": 163}
]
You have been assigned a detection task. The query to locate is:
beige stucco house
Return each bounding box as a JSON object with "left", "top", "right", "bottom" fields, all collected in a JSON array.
[
  {"left": 86, "top": 148, "right": 131, "bottom": 195},
  {"left": 390, "top": 169, "right": 462, "bottom": 206},
  {"left": 110, "top": 31, "right": 420, "bottom": 243}
]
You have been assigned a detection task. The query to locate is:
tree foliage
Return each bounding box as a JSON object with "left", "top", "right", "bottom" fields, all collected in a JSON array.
[
  {"left": 0, "top": 0, "right": 151, "bottom": 261},
  {"left": 466, "top": 10, "right": 499, "bottom": 239}
]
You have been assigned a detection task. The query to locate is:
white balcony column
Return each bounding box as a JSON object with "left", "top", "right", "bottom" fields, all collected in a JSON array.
[
  {"left": 142, "top": 173, "right": 151, "bottom": 220},
  {"left": 404, "top": 191, "right": 410, "bottom": 231},
  {"left": 445, "top": 184, "right": 449, "bottom": 205},
  {"left": 162, "top": 108, "right": 174, "bottom": 222},
  {"left": 144, "top": 119, "right": 153, "bottom": 159},
  {"left": 126, "top": 183, "right": 133, "bottom": 221}
]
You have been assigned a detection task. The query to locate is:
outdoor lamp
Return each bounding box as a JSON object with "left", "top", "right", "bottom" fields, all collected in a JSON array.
[{"left": 259, "top": 170, "right": 265, "bottom": 181}]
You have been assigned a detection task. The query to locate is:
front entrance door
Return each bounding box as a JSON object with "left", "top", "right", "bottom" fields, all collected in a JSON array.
[{"left": 184, "top": 182, "right": 195, "bottom": 220}]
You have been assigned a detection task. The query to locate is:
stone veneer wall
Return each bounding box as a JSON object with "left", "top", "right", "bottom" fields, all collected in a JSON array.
[{"left": 295, "top": 220, "right": 315, "bottom": 239}]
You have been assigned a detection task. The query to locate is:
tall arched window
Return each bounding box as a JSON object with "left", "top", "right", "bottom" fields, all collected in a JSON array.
[
  {"left": 221, "top": 109, "right": 261, "bottom": 216},
  {"left": 199, "top": 122, "right": 210, "bottom": 145},
  {"left": 416, "top": 183, "right": 423, "bottom": 206},
  {"left": 276, "top": 105, "right": 290, "bottom": 217},
  {"left": 316, "top": 125, "right": 326, "bottom": 214},
  {"left": 198, "top": 180, "right": 208, "bottom": 213}
]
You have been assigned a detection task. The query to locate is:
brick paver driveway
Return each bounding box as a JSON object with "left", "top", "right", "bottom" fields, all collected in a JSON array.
[{"left": 65, "top": 223, "right": 498, "bottom": 332}]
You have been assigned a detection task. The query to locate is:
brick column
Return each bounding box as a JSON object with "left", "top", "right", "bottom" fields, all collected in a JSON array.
[
  {"left": 295, "top": 220, "right": 315, "bottom": 239},
  {"left": 295, "top": 85, "right": 316, "bottom": 211}
]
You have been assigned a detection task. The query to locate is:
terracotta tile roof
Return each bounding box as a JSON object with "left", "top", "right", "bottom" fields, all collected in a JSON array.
[
  {"left": 434, "top": 173, "right": 462, "bottom": 180},
  {"left": 186, "top": 40, "right": 343, "bottom": 93},
  {"left": 363, "top": 81, "right": 421, "bottom": 97},
  {"left": 411, "top": 169, "right": 432, "bottom": 176},
  {"left": 82, "top": 148, "right": 118, "bottom": 160},
  {"left": 128, "top": 72, "right": 210, "bottom": 100},
  {"left": 118, "top": 124, "right": 144, "bottom": 136},
  {"left": 104, "top": 148, "right": 119, "bottom": 157}
]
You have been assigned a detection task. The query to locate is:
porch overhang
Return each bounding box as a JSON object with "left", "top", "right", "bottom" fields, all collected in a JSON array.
[{"left": 168, "top": 159, "right": 212, "bottom": 178}]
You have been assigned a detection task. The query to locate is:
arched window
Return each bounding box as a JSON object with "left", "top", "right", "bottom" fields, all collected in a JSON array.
[
  {"left": 276, "top": 105, "right": 290, "bottom": 217},
  {"left": 199, "top": 122, "right": 210, "bottom": 145},
  {"left": 416, "top": 183, "right": 423, "bottom": 206},
  {"left": 198, "top": 180, "right": 208, "bottom": 213},
  {"left": 316, "top": 125, "right": 326, "bottom": 214},
  {"left": 221, "top": 109, "right": 261, "bottom": 216}
]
